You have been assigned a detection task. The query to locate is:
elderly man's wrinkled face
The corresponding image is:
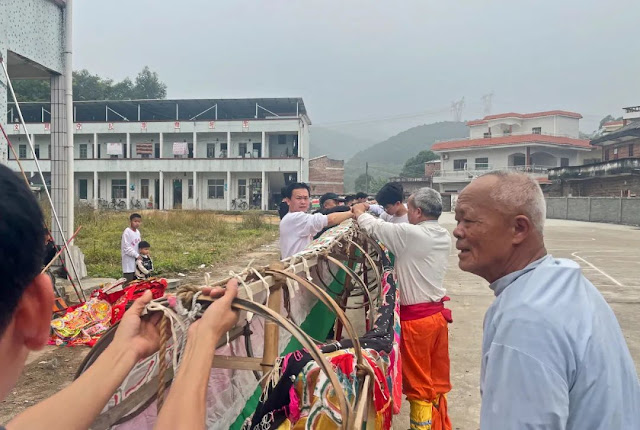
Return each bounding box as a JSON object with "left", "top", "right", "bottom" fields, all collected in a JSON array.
[
  {"left": 453, "top": 176, "right": 514, "bottom": 282},
  {"left": 407, "top": 197, "right": 421, "bottom": 225}
]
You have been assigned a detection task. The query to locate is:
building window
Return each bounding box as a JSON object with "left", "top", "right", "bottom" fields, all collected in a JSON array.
[
  {"left": 34, "top": 145, "right": 40, "bottom": 159},
  {"left": 560, "top": 157, "right": 569, "bottom": 167},
  {"left": 141, "top": 179, "right": 150, "bottom": 199},
  {"left": 475, "top": 157, "right": 489, "bottom": 170},
  {"left": 110, "top": 154, "right": 119, "bottom": 159},
  {"left": 19, "top": 145, "right": 27, "bottom": 159},
  {"left": 604, "top": 149, "right": 609, "bottom": 161},
  {"left": 79, "top": 179, "right": 88, "bottom": 200},
  {"left": 532, "top": 127, "right": 542, "bottom": 135},
  {"left": 208, "top": 179, "right": 224, "bottom": 199},
  {"left": 239, "top": 142, "right": 247, "bottom": 157},
  {"left": 453, "top": 159, "right": 467, "bottom": 171},
  {"left": 512, "top": 154, "right": 526, "bottom": 166},
  {"left": 629, "top": 144, "right": 634, "bottom": 157},
  {"left": 483, "top": 132, "right": 491, "bottom": 138},
  {"left": 155, "top": 143, "right": 160, "bottom": 158},
  {"left": 80, "top": 144, "right": 88, "bottom": 159},
  {"left": 220, "top": 143, "right": 228, "bottom": 158},
  {"left": 188, "top": 143, "right": 194, "bottom": 159},
  {"left": 48, "top": 144, "right": 51, "bottom": 159},
  {"left": 238, "top": 179, "right": 247, "bottom": 199},
  {"left": 207, "top": 143, "right": 215, "bottom": 158},
  {"left": 188, "top": 179, "right": 193, "bottom": 199},
  {"left": 141, "top": 153, "right": 150, "bottom": 159},
  {"left": 111, "top": 179, "right": 126, "bottom": 199}
]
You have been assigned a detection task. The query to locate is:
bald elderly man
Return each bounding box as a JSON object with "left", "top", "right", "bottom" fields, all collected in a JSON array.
[{"left": 454, "top": 171, "right": 640, "bottom": 430}]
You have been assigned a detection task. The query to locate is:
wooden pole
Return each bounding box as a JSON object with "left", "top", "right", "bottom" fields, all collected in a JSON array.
[{"left": 261, "top": 283, "right": 282, "bottom": 383}]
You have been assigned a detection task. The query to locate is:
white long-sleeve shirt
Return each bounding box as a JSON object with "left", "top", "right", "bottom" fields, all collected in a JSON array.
[
  {"left": 121, "top": 227, "right": 141, "bottom": 273},
  {"left": 357, "top": 212, "right": 451, "bottom": 305},
  {"left": 279, "top": 212, "right": 328, "bottom": 259},
  {"left": 369, "top": 204, "right": 409, "bottom": 224}
]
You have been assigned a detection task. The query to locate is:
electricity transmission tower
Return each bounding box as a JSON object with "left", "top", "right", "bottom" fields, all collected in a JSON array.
[
  {"left": 450, "top": 97, "right": 465, "bottom": 122},
  {"left": 481, "top": 92, "right": 494, "bottom": 116}
]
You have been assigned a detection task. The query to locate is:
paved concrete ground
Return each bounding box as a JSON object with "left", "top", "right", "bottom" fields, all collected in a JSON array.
[{"left": 389, "top": 214, "right": 640, "bottom": 430}]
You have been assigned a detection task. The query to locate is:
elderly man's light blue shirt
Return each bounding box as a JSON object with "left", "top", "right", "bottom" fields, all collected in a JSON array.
[{"left": 481, "top": 255, "right": 640, "bottom": 429}]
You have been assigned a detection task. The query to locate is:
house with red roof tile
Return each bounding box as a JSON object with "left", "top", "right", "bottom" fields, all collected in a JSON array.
[{"left": 430, "top": 110, "right": 600, "bottom": 194}]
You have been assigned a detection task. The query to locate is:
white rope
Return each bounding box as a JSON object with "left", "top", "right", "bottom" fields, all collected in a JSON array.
[
  {"left": 145, "top": 302, "right": 187, "bottom": 373},
  {"left": 249, "top": 267, "right": 270, "bottom": 305},
  {"left": 230, "top": 271, "right": 254, "bottom": 322},
  {"left": 301, "top": 257, "right": 313, "bottom": 282}
]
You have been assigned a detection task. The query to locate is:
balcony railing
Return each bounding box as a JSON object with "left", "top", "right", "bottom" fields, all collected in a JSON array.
[
  {"left": 435, "top": 131, "right": 579, "bottom": 144},
  {"left": 434, "top": 165, "right": 554, "bottom": 181},
  {"left": 548, "top": 158, "right": 640, "bottom": 180}
]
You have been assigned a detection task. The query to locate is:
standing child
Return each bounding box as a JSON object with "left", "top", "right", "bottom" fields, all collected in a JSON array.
[
  {"left": 135, "top": 241, "right": 154, "bottom": 280},
  {"left": 121, "top": 213, "right": 142, "bottom": 283}
]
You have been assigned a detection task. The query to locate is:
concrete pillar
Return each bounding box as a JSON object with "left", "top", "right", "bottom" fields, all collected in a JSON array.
[
  {"left": 50, "top": 74, "right": 69, "bottom": 245},
  {"left": 226, "top": 171, "right": 231, "bottom": 211},
  {"left": 0, "top": 47, "right": 7, "bottom": 162},
  {"left": 261, "top": 170, "right": 267, "bottom": 210},
  {"left": 227, "top": 131, "right": 231, "bottom": 157},
  {"left": 193, "top": 131, "right": 197, "bottom": 158},
  {"left": 126, "top": 171, "right": 131, "bottom": 209},
  {"left": 126, "top": 133, "right": 131, "bottom": 159},
  {"left": 193, "top": 171, "right": 198, "bottom": 209},
  {"left": 159, "top": 171, "right": 164, "bottom": 210},
  {"left": 93, "top": 171, "right": 98, "bottom": 209},
  {"left": 159, "top": 132, "right": 164, "bottom": 158},
  {"left": 93, "top": 132, "right": 98, "bottom": 159},
  {"left": 262, "top": 131, "right": 266, "bottom": 158}
]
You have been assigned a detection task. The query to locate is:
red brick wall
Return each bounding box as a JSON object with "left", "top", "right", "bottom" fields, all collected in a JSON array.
[
  {"left": 566, "top": 176, "right": 640, "bottom": 197},
  {"left": 602, "top": 138, "right": 640, "bottom": 161},
  {"left": 309, "top": 156, "right": 344, "bottom": 196},
  {"left": 425, "top": 161, "right": 441, "bottom": 177}
]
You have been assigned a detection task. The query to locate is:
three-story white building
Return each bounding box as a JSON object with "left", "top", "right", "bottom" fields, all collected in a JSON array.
[
  {"left": 7, "top": 98, "right": 310, "bottom": 211},
  {"left": 431, "top": 110, "right": 599, "bottom": 194}
]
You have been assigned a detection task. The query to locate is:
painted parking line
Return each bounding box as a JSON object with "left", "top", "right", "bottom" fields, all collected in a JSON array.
[{"left": 571, "top": 252, "right": 624, "bottom": 287}]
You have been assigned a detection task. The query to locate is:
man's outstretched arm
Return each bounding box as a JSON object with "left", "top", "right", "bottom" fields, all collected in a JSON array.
[{"left": 7, "top": 292, "right": 161, "bottom": 430}]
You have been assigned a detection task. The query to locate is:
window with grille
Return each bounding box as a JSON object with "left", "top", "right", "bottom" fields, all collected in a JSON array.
[
  {"left": 629, "top": 144, "right": 634, "bottom": 157},
  {"left": 453, "top": 159, "right": 467, "bottom": 171},
  {"left": 112, "top": 179, "right": 126, "bottom": 199},
  {"left": 532, "top": 127, "right": 542, "bottom": 135},
  {"left": 207, "top": 144, "right": 215, "bottom": 158},
  {"left": 475, "top": 158, "right": 489, "bottom": 170},
  {"left": 19, "top": 145, "right": 27, "bottom": 159},
  {"left": 208, "top": 179, "right": 224, "bottom": 199},
  {"left": 80, "top": 144, "right": 88, "bottom": 159},
  {"left": 141, "top": 179, "right": 150, "bottom": 199},
  {"left": 239, "top": 142, "right": 247, "bottom": 157},
  {"left": 238, "top": 179, "right": 247, "bottom": 199},
  {"left": 35, "top": 145, "right": 40, "bottom": 158}
]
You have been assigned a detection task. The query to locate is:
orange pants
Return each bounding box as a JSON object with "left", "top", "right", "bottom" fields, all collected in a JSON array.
[{"left": 401, "top": 313, "right": 451, "bottom": 430}]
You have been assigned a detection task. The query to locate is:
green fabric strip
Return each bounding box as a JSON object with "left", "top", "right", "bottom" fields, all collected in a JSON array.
[{"left": 230, "top": 269, "right": 346, "bottom": 429}]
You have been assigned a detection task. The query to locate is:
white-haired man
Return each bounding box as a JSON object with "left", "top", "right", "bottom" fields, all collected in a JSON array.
[
  {"left": 353, "top": 187, "right": 452, "bottom": 430},
  {"left": 454, "top": 171, "right": 640, "bottom": 430}
]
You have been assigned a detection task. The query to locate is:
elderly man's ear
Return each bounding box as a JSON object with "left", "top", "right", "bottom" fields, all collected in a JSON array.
[
  {"left": 13, "top": 274, "right": 55, "bottom": 350},
  {"left": 512, "top": 215, "right": 535, "bottom": 245}
]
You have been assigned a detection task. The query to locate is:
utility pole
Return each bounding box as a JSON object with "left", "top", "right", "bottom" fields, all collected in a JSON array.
[{"left": 365, "top": 162, "right": 369, "bottom": 194}]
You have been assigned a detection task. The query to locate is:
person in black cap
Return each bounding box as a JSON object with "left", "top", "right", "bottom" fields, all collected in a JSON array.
[
  {"left": 344, "top": 195, "right": 356, "bottom": 207},
  {"left": 319, "top": 192, "right": 345, "bottom": 210}
]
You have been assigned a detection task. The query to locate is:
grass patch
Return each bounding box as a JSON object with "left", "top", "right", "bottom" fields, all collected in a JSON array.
[{"left": 69, "top": 208, "right": 277, "bottom": 278}]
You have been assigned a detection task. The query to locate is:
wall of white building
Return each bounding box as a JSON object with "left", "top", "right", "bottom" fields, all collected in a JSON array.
[
  {"left": 468, "top": 115, "right": 580, "bottom": 139},
  {"left": 441, "top": 145, "right": 589, "bottom": 172}
]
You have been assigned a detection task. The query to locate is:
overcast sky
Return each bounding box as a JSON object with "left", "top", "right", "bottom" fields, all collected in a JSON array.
[{"left": 75, "top": 0, "right": 639, "bottom": 139}]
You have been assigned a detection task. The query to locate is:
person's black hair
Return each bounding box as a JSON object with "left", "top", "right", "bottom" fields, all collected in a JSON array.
[
  {"left": 344, "top": 195, "right": 355, "bottom": 203},
  {"left": 376, "top": 182, "right": 404, "bottom": 207},
  {"left": 280, "top": 186, "right": 288, "bottom": 200},
  {"left": 284, "top": 182, "right": 310, "bottom": 199},
  {"left": 0, "top": 165, "right": 45, "bottom": 336},
  {"left": 139, "top": 241, "right": 151, "bottom": 249},
  {"left": 130, "top": 213, "right": 142, "bottom": 221},
  {"left": 355, "top": 192, "right": 368, "bottom": 199}
]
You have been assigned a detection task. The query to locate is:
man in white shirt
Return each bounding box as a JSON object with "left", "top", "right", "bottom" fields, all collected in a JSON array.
[
  {"left": 368, "top": 182, "right": 409, "bottom": 224},
  {"left": 121, "top": 213, "right": 142, "bottom": 283},
  {"left": 279, "top": 183, "right": 354, "bottom": 259},
  {"left": 353, "top": 187, "right": 452, "bottom": 430}
]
